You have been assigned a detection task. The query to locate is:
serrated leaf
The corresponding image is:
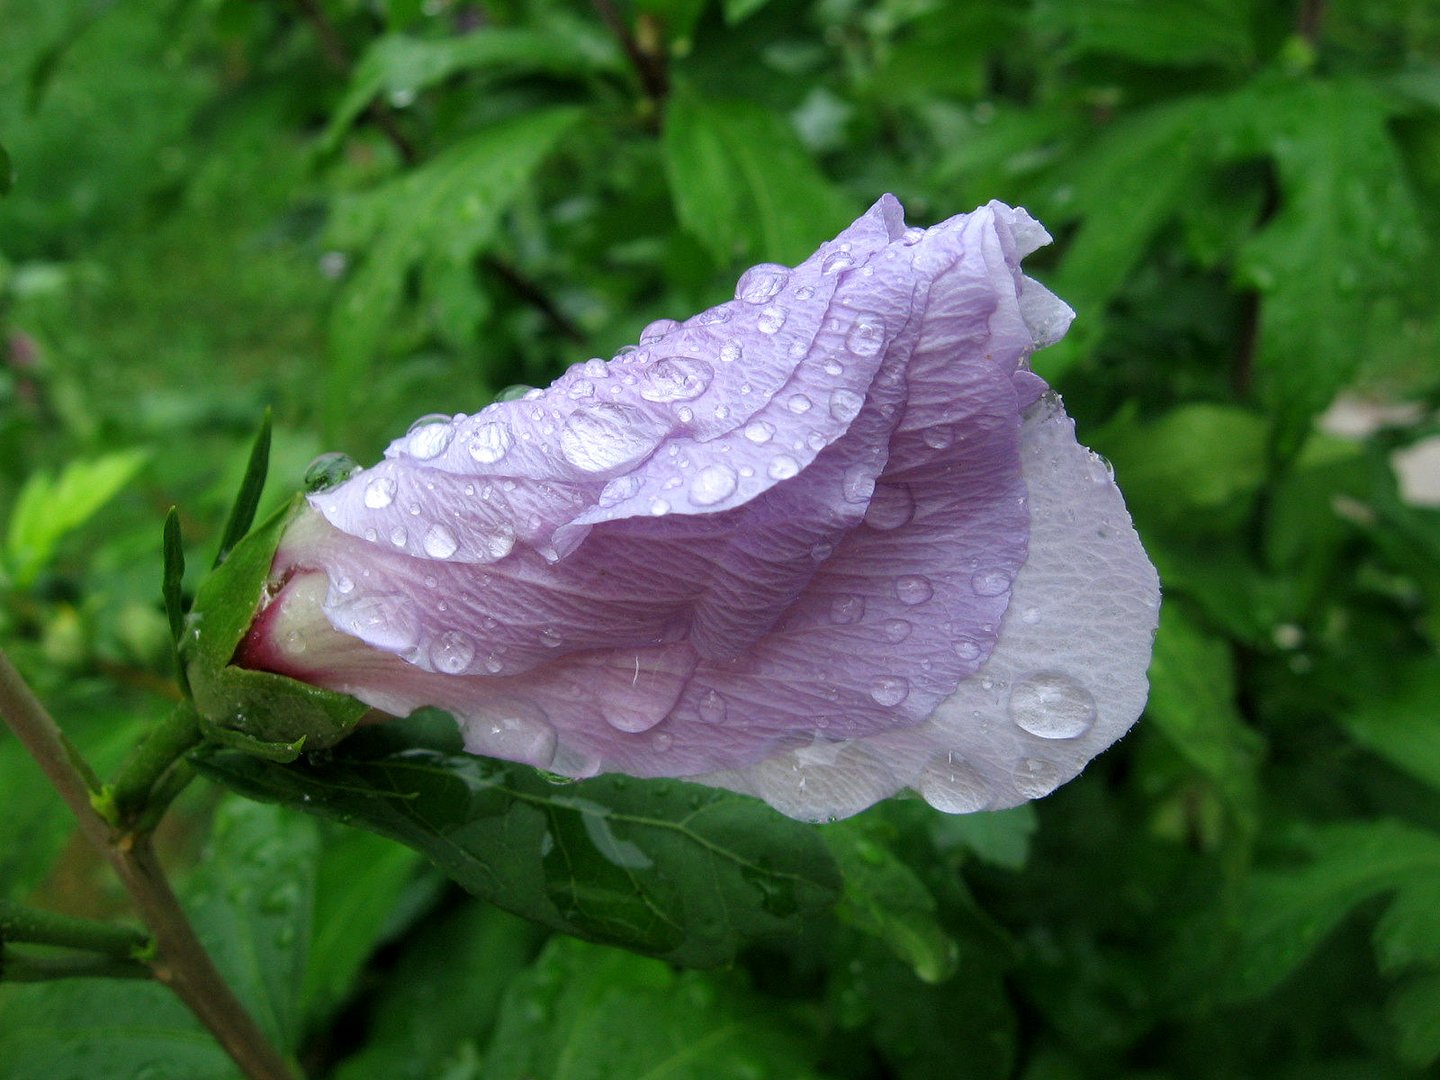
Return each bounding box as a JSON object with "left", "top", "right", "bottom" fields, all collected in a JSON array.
[
  {"left": 1035, "top": 0, "right": 1256, "bottom": 68},
  {"left": 184, "top": 494, "right": 369, "bottom": 749},
  {"left": 1233, "top": 78, "right": 1426, "bottom": 455},
  {"left": 213, "top": 409, "right": 270, "bottom": 568},
  {"left": 0, "top": 980, "right": 234, "bottom": 1080},
  {"left": 325, "top": 108, "right": 582, "bottom": 439},
  {"left": 192, "top": 713, "right": 841, "bottom": 968},
  {"left": 186, "top": 796, "right": 318, "bottom": 1052},
  {"left": 1144, "top": 603, "right": 1263, "bottom": 826},
  {"left": 1341, "top": 657, "right": 1440, "bottom": 792},
  {"left": 663, "top": 89, "right": 854, "bottom": 266},
  {"left": 483, "top": 937, "right": 826, "bottom": 1080},
  {"left": 1226, "top": 821, "right": 1440, "bottom": 1001},
  {"left": 323, "top": 27, "right": 618, "bottom": 150},
  {"left": 823, "top": 819, "right": 958, "bottom": 983},
  {"left": 5, "top": 448, "right": 150, "bottom": 588}
]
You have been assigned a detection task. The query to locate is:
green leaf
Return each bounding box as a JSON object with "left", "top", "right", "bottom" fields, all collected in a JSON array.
[
  {"left": 1092, "top": 404, "right": 1271, "bottom": 537},
  {"left": 927, "top": 804, "right": 1037, "bottom": 871},
  {"left": 325, "top": 108, "right": 583, "bottom": 440},
  {"left": 161, "top": 506, "right": 185, "bottom": 643},
  {"left": 0, "top": 980, "right": 234, "bottom": 1080},
  {"left": 192, "top": 713, "right": 842, "bottom": 968},
  {"left": 185, "top": 796, "right": 318, "bottom": 1053},
  {"left": 332, "top": 902, "right": 543, "bottom": 1080},
  {"left": 212, "top": 408, "right": 270, "bottom": 568},
  {"left": 482, "top": 937, "right": 826, "bottom": 1080},
  {"left": 823, "top": 819, "right": 958, "bottom": 983},
  {"left": 323, "top": 27, "right": 619, "bottom": 150},
  {"left": 1035, "top": 0, "right": 1257, "bottom": 68},
  {"left": 723, "top": 0, "right": 774, "bottom": 24},
  {"left": 182, "top": 494, "right": 367, "bottom": 749},
  {"left": 1144, "top": 603, "right": 1263, "bottom": 826},
  {"left": 1226, "top": 821, "right": 1440, "bottom": 1001},
  {"left": 1341, "top": 657, "right": 1440, "bottom": 793},
  {"left": 663, "top": 88, "right": 855, "bottom": 266},
  {"left": 302, "top": 830, "right": 426, "bottom": 1025},
  {"left": 0, "top": 139, "right": 12, "bottom": 196},
  {"left": 4, "top": 448, "right": 150, "bottom": 588},
  {"left": 1389, "top": 971, "right": 1440, "bottom": 1069},
  {"left": 1233, "top": 78, "right": 1426, "bottom": 455}
]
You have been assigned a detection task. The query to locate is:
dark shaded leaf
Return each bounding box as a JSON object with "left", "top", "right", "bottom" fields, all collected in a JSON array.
[
  {"left": 192, "top": 713, "right": 842, "bottom": 968},
  {"left": 212, "top": 408, "right": 270, "bottom": 568}
]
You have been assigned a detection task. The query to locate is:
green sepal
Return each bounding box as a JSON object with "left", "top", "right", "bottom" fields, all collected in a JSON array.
[
  {"left": 196, "top": 719, "right": 306, "bottom": 763},
  {"left": 183, "top": 492, "right": 367, "bottom": 752},
  {"left": 213, "top": 408, "right": 272, "bottom": 569}
]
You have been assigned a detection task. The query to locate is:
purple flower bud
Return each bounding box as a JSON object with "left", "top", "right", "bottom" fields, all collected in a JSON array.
[{"left": 237, "top": 195, "right": 1160, "bottom": 821}]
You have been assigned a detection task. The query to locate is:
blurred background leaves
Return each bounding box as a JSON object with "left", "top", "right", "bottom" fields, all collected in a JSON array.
[{"left": 1, "top": 0, "right": 1439, "bottom": 1076}]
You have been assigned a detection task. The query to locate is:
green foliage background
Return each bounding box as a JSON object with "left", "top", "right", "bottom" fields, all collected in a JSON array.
[{"left": 2, "top": 0, "right": 1439, "bottom": 1076}]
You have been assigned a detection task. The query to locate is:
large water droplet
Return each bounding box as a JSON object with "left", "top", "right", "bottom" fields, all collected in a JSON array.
[
  {"left": 919, "top": 753, "right": 993, "bottom": 813},
  {"left": 1008, "top": 671, "right": 1097, "bottom": 739},
  {"left": 757, "top": 305, "right": 787, "bottom": 334},
  {"left": 468, "top": 421, "right": 512, "bottom": 464},
  {"left": 599, "top": 474, "right": 640, "bottom": 505},
  {"left": 922, "top": 425, "right": 954, "bottom": 450},
  {"left": 864, "top": 484, "right": 915, "bottom": 530},
  {"left": 869, "top": 675, "right": 909, "bottom": 707},
  {"left": 954, "top": 638, "right": 982, "bottom": 661},
  {"left": 1012, "top": 757, "right": 1061, "bottom": 799},
  {"left": 640, "top": 318, "right": 679, "bottom": 343},
  {"left": 787, "top": 393, "right": 812, "bottom": 414},
  {"left": 821, "top": 250, "right": 854, "bottom": 275},
  {"left": 829, "top": 388, "right": 864, "bottom": 423},
  {"left": 560, "top": 404, "right": 664, "bottom": 472},
  {"left": 735, "top": 263, "right": 788, "bottom": 304},
  {"left": 842, "top": 465, "right": 876, "bottom": 503},
  {"left": 431, "top": 629, "right": 476, "bottom": 674},
  {"left": 406, "top": 416, "right": 453, "bottom": 459},
  {"left": 972, "top": 568, "right": 1012, "bottom": 596},
  {"left": 894, "top": 574, "right": 933, "bottom": 605},
  {"left": 304, "top": 452, "right": 360, "bottom": 492},
  {"left": 690, "top": 463, "right": 737, "bottom": 506},
  {"left": 423, "top": 522, "right": 458, "bottom": 558},
  {"left": 539, "top": 627, "right": 563, "bottom": 648},
  {"left": 495, "top": 384, "right": 534, "bottom": 402},
  {"left": 846, "top": 316, "right": 885, "bottom": 357},
  {"left": 768, "top": 455, "right": 800, "bottom": 480},
  {"left": 333, "top": 594, "right": 418, "bottom": 653},
  {"left": 473, "top": 706, "right": 558, "bottom": 769},
  {"left": 882, "top": 618, "right": 911, "bottom": 642},
  {"left": 719, "top": 342, "right": 742, "bottom": 363},
  {"left": 640, "top": 357, "right": 712, "bottom": 402},
  {"left": 830, "top": 594, "right": 865, "bottom": 624},
  {"left": 744, "top": 420, "right": 774, "bottom": 444},
  {"left": 698, "top": 689, "right": 727, "bottom": 724},
  {"left": 364, "top": 476, "right": 396, "bottom": 509}
]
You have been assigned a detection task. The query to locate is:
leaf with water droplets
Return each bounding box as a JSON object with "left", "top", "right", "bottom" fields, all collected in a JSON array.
[{"left": 192, "top": 712, "right": 842, "bottom": 968}]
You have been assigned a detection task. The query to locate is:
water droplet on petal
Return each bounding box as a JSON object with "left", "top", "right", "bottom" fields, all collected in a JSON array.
[
  {"left": 690, "top": 463, "right": 737, "bottom": 506},
  {"left": 744, "top": 420, "right": 774, "bottom": 444},
  {"left": 829, "top": 389, "right": 864, "bottom": 423},
  {"left": 735, "top": 263, "right": 789, "bottom": 304},
  {"left": 650, "top": 498, "right": 670, "bottom": 516},
  {"left": 1013, "top": 757, "right": 1062, "bottom": 799},
  {"left": 560, "top": 403, "right": 664, "bottom": 472},
  {"left": 472, "top": 706, "right": 557, "bottom": 768},
  {"left": 719, "top": 342, "right": 742, "bottom": 363},
  {"left": 1008, "top": 672, "right": 1097, "bottom": 739},
  {"left": 364, "top": 476, "right": 396, "bottom": 508},
  {"left": 882, "top": 618, "right": 911, "bottom": 642},
  {"left": 768, "top": 455, "right": 799, "bottom": 480},
  {"left": 389, "top": 526, "right": 408, "bottom": 547},
  {"left": 468, "top": 421, "right": 513, "bottom": 464},
  {"left": 539, "top": 627, "right": 564, "bottom": 648},
  {"left": 895, "top": 575, "right": 933, "bottom": 605},
  {"left": 640, "top": 357, "right": 712, "bottom": 402},
  {"left": 787, "top": 393, "right": 812, "bottom": 414},
  {"left": 423, "top": 523, "right": 458, "bottom": 558},
  {"left": 304, "top": 452, "right": 360, "bottom": 492},
  {"left": 923, "top": 425, "right": 954, "bottom": 450},
  {"left": 640, "top": 318, "right": 679, "bottom": 343},
  {"left": 919, "top": 753, "right": 993, "bottom": 813},
  {"left": 869, "top": 676, "right": 909, "bottom": 707},
  {"left": 757, "top": 305, "right": 787, "bottom": 334},
  {"left": 334, "top": 574, "right": 354, "bottom": 595},
  {"left": 821, "top": 250, "right": 854, "bottom": 275},
  {"left": 845, "top": 316, "right": 885, "bottom": 357},
  {"left": 954, "top": 638, "right": 982, "bottom": 661},
  {"left": 698, "top": 689, "right": 727, "bottom": 723},
  {"left": 600, "top": 474, "right": 640, "bottom": 505},
  {"left": 972, "top": 568, "right": 1012, "bottom": 596},
  {"left": 406, "top": 416, "right": 454, "bottom": 459},
  {"left": 824, "top": 358, "right": 845, "bottom": 376},
  {"left": 431, "top": 629, "right": 476, "bottom": 674},
  {"left": 902, "top": 226, "right": 925, "bottom": 245},
  {"left": 864, "top": 483, "right": 915, "bottom": 530},
  {"left": 830, "top": 594, "right": 865, "bottom": 624},
  {"left": 842, "top": 465, "right": 876, "bottom": 503}
]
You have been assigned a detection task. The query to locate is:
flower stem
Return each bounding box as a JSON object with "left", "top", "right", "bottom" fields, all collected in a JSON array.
[
  {"left": 106, "top": 701, "right": 203, "bottom": 828},
  {"left": 0, "top": 648, "right": 296, "bottom": 1080},
  {"left": 0, "top": 899, "right": 148, "bottom": 957}
]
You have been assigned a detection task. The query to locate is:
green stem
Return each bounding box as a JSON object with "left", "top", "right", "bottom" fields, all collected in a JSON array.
[
  {"left": 0, "top": 648, "right": 295, "bottom": 1080},
  {"left": 1, "top": 947, "right": 153, "bottom": 983},
  {"left": 108, "top": 701, "right": 203, "bottom": 828},
  {"left": 0, "top": 899, "right": 148, "bottom": 957}
]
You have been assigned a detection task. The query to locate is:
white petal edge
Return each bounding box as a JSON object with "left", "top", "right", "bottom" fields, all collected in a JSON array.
[{"left": 699, "top": 394, "right": 1161, "bottom": 820}]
